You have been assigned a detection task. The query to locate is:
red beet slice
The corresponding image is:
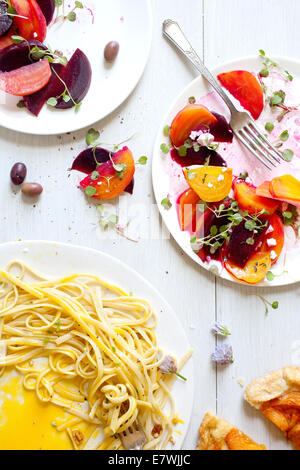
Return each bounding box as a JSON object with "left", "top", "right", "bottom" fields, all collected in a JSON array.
[
  {"left": 210, "top": 112, "right": 233, "bottom": 143},
  {"left": 226, "top": 217, "right": 268, "bottom": 268},
  {"left": 198, "top": 205, "right": 231, "bottom": 262},
  {"left": 36, "top": 0, "right": 55, "bottom": 25},
  {"left": 23, "top": 62, "right": 64, "bottom": 115},
  {"left": 55, "top": 49, "right": 92, "bottom": 109},
  {"left": 171, "top": 147, "right": 227, "bottom": 168},
  {"left": 71, "top": 148, "right": 112, "bottom": 174},
  {"left": 71, "top": 147, "right": 134, "bottom": 195},
  {"left": 0, "top": 40, "right": 46, "bottom": 72},
  {"left": 0, "top": 1, "right": 13, "bottom": 38}
]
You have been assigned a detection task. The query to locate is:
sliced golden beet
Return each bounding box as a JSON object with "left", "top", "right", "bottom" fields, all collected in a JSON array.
[
  {"left": 270, "top": 175, "right": 300, "bottom": 202},
  {"left": 225, "top": 428, "right": 266, "bottom": 450},
  {"left": 178, "top": 188, "right": 200, "bottom": 231},
  {"left": 183, "top": 166, "right": 232, "bottom": 202},
  {"left": 234, "top": 180, "right": 279, "bottom": 215},
  {"left": 225, "top": 251, "right": 271, "bottom": 284},
  {"left": 170, "top": 104, "right": 218, "bottom": 147},
  {"left": 261, "top": 406, "right": 290, "bottom": 433},
  {"left": 256, "top": 180, "right": 300, "bottom": 207},
  {"left": 288, "top": 423, "right": 300, "bottom": 450}
]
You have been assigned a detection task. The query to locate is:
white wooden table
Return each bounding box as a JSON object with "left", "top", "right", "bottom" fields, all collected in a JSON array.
[{"left": 1, "top": 0, "right": 300, "bottom": 450}]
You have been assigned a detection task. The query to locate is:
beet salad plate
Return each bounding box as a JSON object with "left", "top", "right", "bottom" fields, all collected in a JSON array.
[
  {"left": 153, "top": 55, "right": 300, "bottom": 287},
  {"left": 0, "top": 0, "right": 152, "bottom": 135}
]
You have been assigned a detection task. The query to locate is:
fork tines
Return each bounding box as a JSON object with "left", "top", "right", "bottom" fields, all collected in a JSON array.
[{"left": 236, "top": 120, "right": 283, "bottom": 170}]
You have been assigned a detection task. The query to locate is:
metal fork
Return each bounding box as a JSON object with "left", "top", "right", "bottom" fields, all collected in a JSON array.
[
  {"left": 119, "top": 421, "right": 146, "bottom": 450},
  {"left": 163, "top": 19, "right": 283, "bottom": 170}
]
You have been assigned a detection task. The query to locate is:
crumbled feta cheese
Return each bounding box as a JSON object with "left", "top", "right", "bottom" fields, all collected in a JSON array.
[
  {"left": 267, "top": 238, "right": 277, "bottom": 247},
  {"left": 33, "top": 32, "right": 38, "bottom": 38},
  {"left": 266, "top": 225, "right": 274, "bottom": 234},
  {"left": 197, "top": 132, "right": 214, "bottom": 147},
  {"left": 270, "top": 250, "right": 277, "bottom": 260},
  {"left": 217, "top": 174, "right": 225, "bottom": 182},
  {"left": 189, "top": 130, "right": 200, "bottom": 141},
  {"left": 207, "top": 183, "right": 213, "bottom": 188}
]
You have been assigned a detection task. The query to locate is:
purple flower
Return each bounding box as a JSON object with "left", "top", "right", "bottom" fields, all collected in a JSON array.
[
  {"left": 158, "top": 356, "right": 177, "bottom": 374},
  {"left": 212, "top": 344, "right": 234, "bottom": 365},
  {"left": 211, "top": 322, "right": 231, "bottom": 336}
]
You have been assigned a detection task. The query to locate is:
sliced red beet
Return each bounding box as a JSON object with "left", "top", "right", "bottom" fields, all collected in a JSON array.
[
  {"left": 23, "top": 62, "right": 64, "bottom": 115},
  {"left": 71, "top": 147, "right": 134, "bottom": 194},
  {"left": 0, "top": 40, "right": 46, "bottom": 72},
  {"left": 71, "top": 148, "right": 112, "bottom": 174},
  {"left": 210, "top": 112, "right": 233, "bottom": 143},
  {"left": 0, "top": 1, "right": 13, "bottom": 38},
  {"left": 170, "top": 147, "right": 227, "bottom": 168},
  {"left": 226, "top": 217, "right": 268, "bottom": 268},
  {"left": 36, "top": 0, "right": 55, "bottom": 25},
  {"left": 55, "top": 49, "right": 92, "bottom": 109},
  {"left": 198, "top": 205, "right": 231, "bottom": 262}
]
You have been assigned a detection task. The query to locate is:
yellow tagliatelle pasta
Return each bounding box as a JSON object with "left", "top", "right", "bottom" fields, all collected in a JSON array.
[{"left": 0, "top": 261, "right": 191, "bottom": 450}]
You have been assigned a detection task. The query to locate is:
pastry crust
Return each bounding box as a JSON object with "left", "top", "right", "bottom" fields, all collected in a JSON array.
[
  {"left": 197, "top": 412, "right": 266, "bottom": 450},
  {"left": 245, "top": 367, "right": 300, "bottom": 450},
  {"left": 245, "top": 367, "right": 300, "bottom": 409}
]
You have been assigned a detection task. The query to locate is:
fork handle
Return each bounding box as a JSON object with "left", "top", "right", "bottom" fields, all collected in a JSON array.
[{"left": 163, "top": 19, "right": 237, "bottom": 115}]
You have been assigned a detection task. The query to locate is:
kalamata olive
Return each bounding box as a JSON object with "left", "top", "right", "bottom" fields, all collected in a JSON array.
[
  {"left": 10, "top": 162, "right": 27, "bottom": 185},
  {"left": 104, "top": 41, "right": 119, "bottom": 62},
  {"left": 22, "top": 182, "right": 43, "bottom": 197}
]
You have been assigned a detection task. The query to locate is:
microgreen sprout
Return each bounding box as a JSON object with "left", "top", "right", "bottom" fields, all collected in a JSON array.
[
  {"left": 257, "top": 295, "right": 279, "bottom": 314},
  {"left": 137, "top": 156, "right": 147, "bottom": 165},
  {"left": 54, "top": 0, "right": 83, "bottom": 24},
  {"left": 97, "top": 205, "right": 138, "bottom": 242},
  {"left": 259, "top": 50, "right": 293, "bottom": 81},
  {"left": 86, "top": 128, "right": 100, "bottom": 146},
  {"left": 161, "top": 197, "right": 172, "bottom": 210},
  {"left": 266, "top": 270, "right": 288, "bottom": 282}
]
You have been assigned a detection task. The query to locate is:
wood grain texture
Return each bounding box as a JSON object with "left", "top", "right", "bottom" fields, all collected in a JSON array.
[
  {"left": 205, "top": 0, "right": 300, "bottom": 450},
  {"left": 0, "top": 0, "right": 299, "bottom": 451}
]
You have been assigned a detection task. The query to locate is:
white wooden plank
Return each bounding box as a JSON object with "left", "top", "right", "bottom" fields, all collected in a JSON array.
[{"left": 204, "top": 0, "right": 300, "bottom": 450}]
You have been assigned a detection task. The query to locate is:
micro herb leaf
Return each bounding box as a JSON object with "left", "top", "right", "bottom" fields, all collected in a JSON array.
[
  {"left": 163, "top": 125, "right": 170, "bottom": 137},
  {"left": 137, "top": 156, "right": 147, "bottom": 165},
  {"left": 266, "top": 271, "right": 275, "bottom": 281},
  {"left": 17, "top": 100, "right": 25, "bottom": 108},
  {"left": 239, "top": 171, "right": 248, "bottom": 180},
  {"left": 188, "top": 96, "right": 196, "bottom": 104},
  {"left": 279, "top": 130, "right": 289, "bottom": 141},
  {"left": 270, "top": 90, "right": 285, "bottom": 107},
  {"left": 91, "top": 171, "right": 99, "bottom": 181},
  {"left": 160, "top": 143, "right": 170, "bottom": 154},
  {"left": 178, "top": 145, "right": 187, "bottom": 157},
  {"left": 161, "top": 197, "right": 172, "bottom": 210},
  {"left": 281, "top": 149, "right": 294, "bottom": 161},
  {"left": 265, "top": 122, "right": 274, "bottom": 132},
  {"left": 86, "top": 128, "right": 100, "bottom": 146},
  {"left": 47, "top": 97, "right": 58, "bottom": 107},
  {"left": 11, "top": 35, "right": 25, "bottom": 44},
  {"left": 85, "top": 186, "right": 96, "bottom": 197},
  {"left": 67, "top": 11, "right": 76, "bottom": 21}
]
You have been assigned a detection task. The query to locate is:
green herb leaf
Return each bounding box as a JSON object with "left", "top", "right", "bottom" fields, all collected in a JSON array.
[
  {"left": 265, "top": 122, "right": 274, "bottom": 132},
  {"left": 239, "top": 171, "right": 248, "bottom": 180},
  {"left": 188, "top": 96, "right": 196, "bottom": 104},
  {"left": 163, "top": 125, "right": 170, "bottom": 137},
  {"left": 47, "top": 97, "right": 58, "bottom": 107},
  {"left": 75, "top": 1, "right": 83, "bottom": 7},
  {"left": 160, "top": 143, "right": 170, "bottom": 154},
  {"left": 11, "top": 35, "right": 25, "bottom": 44},
  {"left": 272, "top": 301, "right": 279, "bottom": 309},
  {"left": 86, "top": 128, "right": 100, "bottom": 146},
  {"left": 17, "top": 100, "right": 25, "bottom": 108},
  {"left": 279, "top": 130, "right": 289, "bottom": 141},
  {"left": 266, "top": 271, "right": 275, "bottom": 281},
  {"left": 137, "top": 156, "right": 147, "bottom": 165},
  {"left": 67, "top": 11, "right": 76, "bottom": 21},
  {"left": 161, "top": 197, "right": 172, "bottom": 210},
  {"left": 281, "top": 149, "right": 294, "bottom": 161},
  {"left": 85, "top": 186, "right": 96, "bottom": 197},
  {"left": 91, "top": 171, "right": 99, "bottom": 181},
  {"left": 260, "top": 68, "right": 269, "bottom": 77},
  {"left": 178, "top": 145, "right": 187, "bottom": 157}
]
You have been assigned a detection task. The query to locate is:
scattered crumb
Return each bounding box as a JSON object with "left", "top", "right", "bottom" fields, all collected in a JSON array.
[{"left": 237, "top": 377, "right": 246, "bottom": 387}]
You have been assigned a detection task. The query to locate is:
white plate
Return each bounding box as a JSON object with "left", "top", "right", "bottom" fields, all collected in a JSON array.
[
  {"left": 153, "top": 56, "right": 300, "bottom": 287},
  {"left": 0, "top": 0, "right": 152, "bottom": 135},
  {"left": 0, "top": 240, "right": 194, "bottom": 450}
]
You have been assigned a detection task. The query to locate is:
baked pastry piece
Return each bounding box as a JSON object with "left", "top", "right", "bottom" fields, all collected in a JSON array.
[
  {"left": 245, "top": 366, "right": 300, "bottom": 449},
  {"left": 197, "top": 412, "right": 266, "bottom": 450}
]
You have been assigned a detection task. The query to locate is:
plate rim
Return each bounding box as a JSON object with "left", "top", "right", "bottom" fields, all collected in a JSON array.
[
  {"left": 0, "top": 239, "right": 194, "bottom": 450},
  {"left": 152, "top": 54, "right": 300, "bottom": 288},
  {"left": 0, "top": 0, "right": 153, "bottom": 136}
]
